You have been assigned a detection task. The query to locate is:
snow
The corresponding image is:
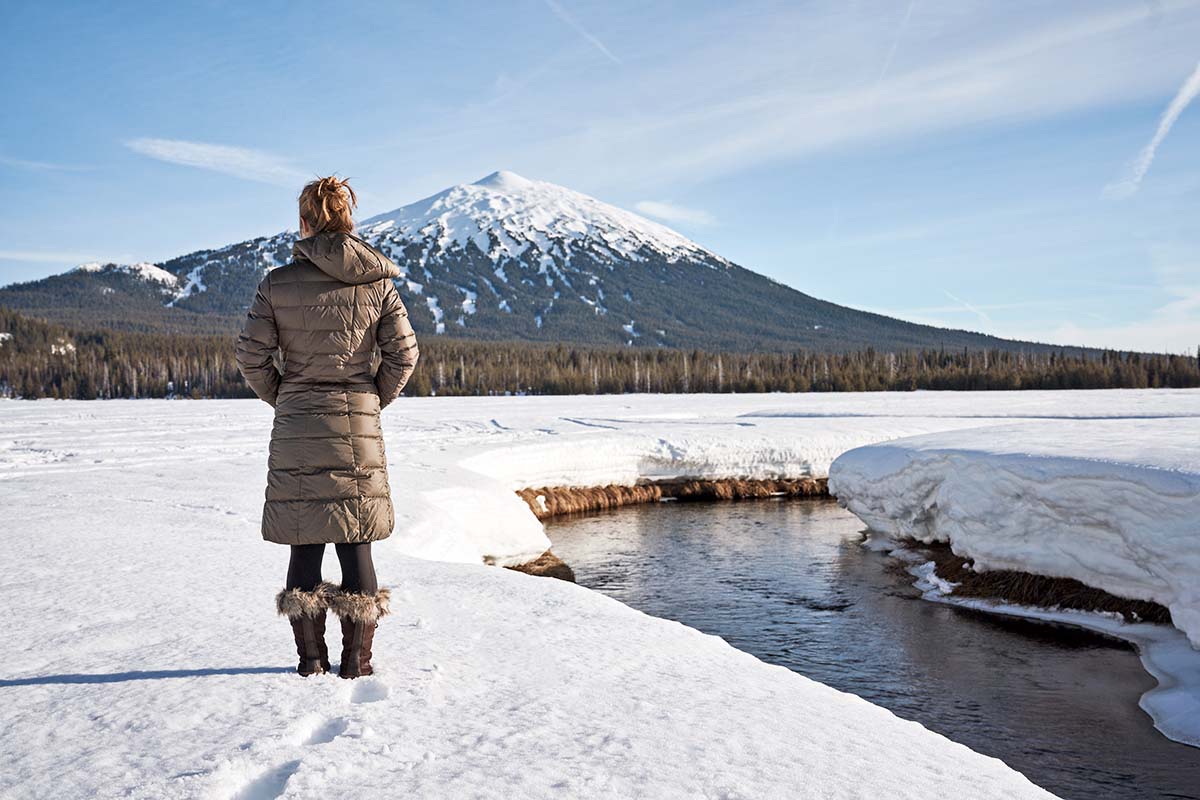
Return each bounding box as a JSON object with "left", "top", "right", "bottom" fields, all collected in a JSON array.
[
  {"left": 3, "top": 389, "right": 1198, "bottom": 794},
  {"left": 827, "top": 407, "right": 1200, "bottom": 747},
  {"left": 424, "top": 296, "right": 445, "bottom": 335},
  {"left": 457, "top": 287, "right": 477, "bottom": 315},
  {"left": 166, "top": 263, "right": 210, "bottom": 307},
  {"left": 0, "top": 332, "right": 11, "bottom": 347},
  {"left": 909, "top": 559, "right": 961, "bottom": 596},
  {"left": 0, "top": 395, "right": 1071, "bottom": 799},
  {"left": 127, "top": 262, "right": 180, "bottom": 286},
  {"left": 71, "top": 261, "right": 179, "bottom": 287},
  {"left": 359, "top": 171, "right": 726, "bottom": 270},
  {"left": 828, "top": 419, "right": 1200, "bottom": 647}
]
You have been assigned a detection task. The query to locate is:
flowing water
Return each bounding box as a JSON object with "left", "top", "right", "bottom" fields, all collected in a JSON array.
[{"left": 546, "top": 499, "right": 1200, "bottom": 800}]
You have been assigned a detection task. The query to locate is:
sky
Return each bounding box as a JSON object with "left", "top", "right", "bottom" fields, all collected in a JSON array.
[{"left": 2, "top": 0, "right": 1199, "bottom": 353}]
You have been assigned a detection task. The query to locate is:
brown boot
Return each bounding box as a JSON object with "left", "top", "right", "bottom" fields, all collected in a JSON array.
[
  {"left": 329, "top": 587, "right": 390, "bottom": 679},
  {"left": 276, "top": 583, "right": 335, "bottom": 676}
]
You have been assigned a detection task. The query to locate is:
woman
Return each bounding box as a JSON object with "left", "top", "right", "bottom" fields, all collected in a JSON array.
[{"left": 235, "top": 176, "right": 419, "bottom": 679}]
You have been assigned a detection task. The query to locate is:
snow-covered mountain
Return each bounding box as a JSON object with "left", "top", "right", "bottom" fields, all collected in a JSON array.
[
  {"left": 0, "top": 171, "right": 1079, "bottom": 352},
  {"left": 355, "top": 170, "right": 737, "bottom": 340},
  {"left": 361, "top": 170, "right": 725, "bottom": 275}
]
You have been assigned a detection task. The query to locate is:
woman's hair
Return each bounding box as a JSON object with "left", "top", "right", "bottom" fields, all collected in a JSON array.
[{"left": 298, "top": 176, "right": 358, "bottom": 235}]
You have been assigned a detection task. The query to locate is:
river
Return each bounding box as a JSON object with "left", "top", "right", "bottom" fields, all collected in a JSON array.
[{"left": 546, "top": 499, "right": 1200, "bottom": 800}]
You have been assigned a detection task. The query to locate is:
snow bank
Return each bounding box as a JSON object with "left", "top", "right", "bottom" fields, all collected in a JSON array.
[
  {"left": 0, "top": 396, "right": 1071, "bottom": 799},
  {"left": 828, "top": 419, "right": 1200, "bottom": 646},
  {"left": 828, "top": 414, "right": 1200, "bottom": 746}
]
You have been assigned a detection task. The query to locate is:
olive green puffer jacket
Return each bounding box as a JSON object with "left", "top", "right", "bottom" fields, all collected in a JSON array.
[{"left": 235, "top": 232, "right": 419, "bottom": 545}]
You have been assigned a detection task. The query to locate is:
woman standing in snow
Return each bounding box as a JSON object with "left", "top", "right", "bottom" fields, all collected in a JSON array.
[{"left": 235, "top": 176, "right": 419, "bottom": 678}]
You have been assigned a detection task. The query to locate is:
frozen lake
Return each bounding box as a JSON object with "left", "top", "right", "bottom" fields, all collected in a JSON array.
[{"left": 549, "top": 499, "right": 1200, "bottom": 800}]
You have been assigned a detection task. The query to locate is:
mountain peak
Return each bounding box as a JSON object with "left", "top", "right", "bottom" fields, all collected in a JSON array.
[
  {"left": 473, "top": 170, "right": 534, "bottom": 190},
  {"left": 360, "top": 172, "right": 722, "bottom": 271}
]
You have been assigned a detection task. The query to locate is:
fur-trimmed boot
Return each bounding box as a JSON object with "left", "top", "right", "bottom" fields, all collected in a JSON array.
[
  {"left": 276, "top": 583, "right": 335, "bottom": 676},
  {"left": 329, "top": 587, "right": 390, "bottom": 679}
]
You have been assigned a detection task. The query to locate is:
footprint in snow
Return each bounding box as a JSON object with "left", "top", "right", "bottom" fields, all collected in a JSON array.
[
  {"left": 350, "top": 678, "right": 390, "bottom": 704},
  {"left": 304, "top": 716, "right": 349, "bottom": 746},
  {"left": 230, "top": 760, "right": 301, "bottom": 800}
]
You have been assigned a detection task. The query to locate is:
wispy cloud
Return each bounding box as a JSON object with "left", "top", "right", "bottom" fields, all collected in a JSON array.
[
  {"left": 483, "top": 2, "right": 1200, "bottom": 190},
  {"left": 543, "top": 0, "right": 621, "bottom": 65},
  {"left": 0, "top": 155, "right": 96, "bottom": 172},
  {"left": 888, "top": 296, "right": 1114, "bottom": 316},
  {"left": 0, "top": 248, "right": 112, "bottom": 263},
  {"left": 1105, "top": 58, "right": 1200, "bottom": 198},
  {"left": 124, "top": 138, "right": 305, "bottom": 185},
  {"left": 1016, "top": 284, "right": 1200, "bottom": 354},
  {"left": 634, "top": 200, "right": 715, "bottom": 226},
  {"left": 872, "top": 258, "right": 1200, "bottom": 354}
]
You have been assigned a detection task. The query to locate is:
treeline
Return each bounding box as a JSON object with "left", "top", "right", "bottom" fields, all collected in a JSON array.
[{"left": 2, "top": 307, "right": 1198, "bottom": 399}]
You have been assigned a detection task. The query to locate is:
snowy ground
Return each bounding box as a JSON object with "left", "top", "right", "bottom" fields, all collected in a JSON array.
[{"left": 2, "top": 390, "right": 1197, "bottom": 798}]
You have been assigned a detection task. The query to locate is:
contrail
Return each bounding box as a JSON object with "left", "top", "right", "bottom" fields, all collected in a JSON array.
[
  {"left": 877, "top": 0, "right": 917, "bottom": 83},
  {"left": 942, "top": 289, "right": 992, "bottom": 326},
  {"left": 1105, "top": 58, "right": 1200, "bottom": 198},
  {"left": 543, "top": 0, "right": 621, "bottom": 65}
]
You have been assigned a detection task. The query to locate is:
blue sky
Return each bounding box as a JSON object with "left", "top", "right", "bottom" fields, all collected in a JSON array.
[{"left": 2, "top": 0, "right": 1199, "bottom": 353}]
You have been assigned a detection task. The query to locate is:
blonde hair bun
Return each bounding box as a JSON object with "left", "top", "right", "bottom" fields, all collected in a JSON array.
[{"left": 299, "top": 176, "right": 358, "bottom": 235}]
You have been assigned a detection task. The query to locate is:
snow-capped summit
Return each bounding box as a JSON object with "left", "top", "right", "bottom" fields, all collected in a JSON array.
[
  {"left": 360, "top": 170, "right": 724, "bottom": 269},
  {"left": 473, "top": 169, "right": 535, "bottom": 190}
]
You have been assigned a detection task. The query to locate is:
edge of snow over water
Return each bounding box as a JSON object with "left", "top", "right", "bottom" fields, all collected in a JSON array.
[
  {"left": 880, "top": 537, "right": 1200, "bottom": 747},
  {"left": 827, "top": 419, "right": 1200, "bottom": 644},
  {"left": 829, "top": 418, "right": 1200, "bottom": 746}
]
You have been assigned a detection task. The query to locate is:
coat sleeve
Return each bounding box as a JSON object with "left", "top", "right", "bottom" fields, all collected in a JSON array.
[
  {"left": 235, "top": 275, "right": 282, "bottom": 407},
  {"left": 375, "top": 280, "right": 420, "bottom": 408}
]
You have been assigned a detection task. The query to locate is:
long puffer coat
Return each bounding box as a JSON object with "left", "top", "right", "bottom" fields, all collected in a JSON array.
[{"left": 235, "top": 232, "right": 419, "bottom": 545}]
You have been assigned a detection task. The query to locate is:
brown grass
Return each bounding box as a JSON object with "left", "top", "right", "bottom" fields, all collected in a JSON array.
[
  {"left": 516, "top": 477, "right": 829, "bottom": 520},
  {"left": 899, "top": 538, "right": 1171, "bottom": 624},
  {"left": 504, "top": 550, "right": 576, "bottom": 583}
]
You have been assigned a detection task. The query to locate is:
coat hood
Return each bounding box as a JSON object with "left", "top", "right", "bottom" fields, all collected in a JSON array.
[{"left": 293, "top": 233, "right": 401, "bottom": 285}]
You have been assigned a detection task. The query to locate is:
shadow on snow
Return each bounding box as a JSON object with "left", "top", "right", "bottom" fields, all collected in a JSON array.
[{"left": 0, "top": 666, "right": 293, "bottom": 686}]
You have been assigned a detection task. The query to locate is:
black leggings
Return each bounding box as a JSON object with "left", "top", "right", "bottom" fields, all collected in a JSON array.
[{"left": 286, "top": 543, "right": 378, "bottom": 594}]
